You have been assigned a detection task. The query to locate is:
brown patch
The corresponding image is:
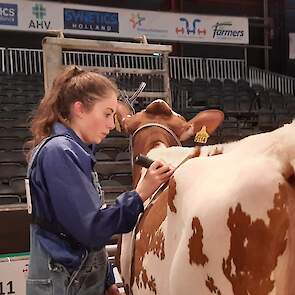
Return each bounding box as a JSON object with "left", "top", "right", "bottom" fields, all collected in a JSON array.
[
  {"left": 189, "top": 146, "right": 201, "bottom": 158},
  {"left": 206, "top": 276, "right": 222, "bottom": 294},
  {"left": 223, "top": 184, "right": 289, "bottom": 295},
  {"left": 132, "top": 189, "right": 169, "bottom": 293},
  {"left": 208, "top": 146, "right": 223, "bottom": 156},
  {"left": 188, "top": 217, "right": 209, "bottom": 266},
  {"left": 168, "top": 176, "right": 177, "bottom": 213}
]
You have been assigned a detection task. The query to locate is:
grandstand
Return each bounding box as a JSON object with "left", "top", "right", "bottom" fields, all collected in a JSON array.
[
  {"left": 0, "top": 0, "right": 294, "bottom": 293},
  {"left": 0, "top": 48, "right": 294, "bottom": 205}
]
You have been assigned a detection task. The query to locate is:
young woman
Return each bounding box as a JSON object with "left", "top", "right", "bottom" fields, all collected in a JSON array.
[{"left": 25, "top": 65, "right": 174, "bottom": 295}]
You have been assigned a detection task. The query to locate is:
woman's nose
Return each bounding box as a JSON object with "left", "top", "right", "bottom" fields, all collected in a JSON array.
[{"left": 108, "top": 117, "right": 115, "bottom": 130}]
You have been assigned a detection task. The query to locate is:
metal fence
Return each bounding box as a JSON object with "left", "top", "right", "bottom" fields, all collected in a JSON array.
[
  {"left": 0, "top": 47, "right": 5, "bottom": 73},
  {"left": 169, "top": 56, "right": 204, "bottom": 80},
  {"left": 249, "top": 66, "right": 295, "bottom": 95},
  {"left": 64, "top": 50, "right": 164, "bottom": 70},
  {"left": 205, "top": 58, "right": 247, "bottom": 81},
  {"left": 2, "top": 47, "right": 295, "bottom": 95},
  {"left": 8, "top": 48, "right": 43, "bottom": 74},
  {"left": 5, "top": 47, "right": 245, "bottom": 81}
]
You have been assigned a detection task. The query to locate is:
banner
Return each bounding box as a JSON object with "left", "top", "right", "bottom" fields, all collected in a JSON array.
[
  {"left": 0, "top": 256, "right": 29, "bottom": 294},
  {"left": 0, "top": 0, "right": 249, "bottom": 44},
  {"left": 119, "top": 10, "right": 248, "bottom": 44},
  {"left": 289, "top": 33, "right": 295, "bottom": 59}
]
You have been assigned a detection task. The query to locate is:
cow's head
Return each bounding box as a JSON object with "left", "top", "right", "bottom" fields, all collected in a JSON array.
[
  {"left": 116, "top": 99, "right": 224, "bottom": 146},
  {"left": 115, "top": 99, "right": 224, "bottom": 185}
]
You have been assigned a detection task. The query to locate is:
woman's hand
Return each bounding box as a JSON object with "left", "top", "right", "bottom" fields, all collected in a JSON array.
[
  {"left": 135, "top": 160, "right": 174, "bottom": 202},
  {"left": 105, "top": 284, "right": 120, "bottom": 295}
]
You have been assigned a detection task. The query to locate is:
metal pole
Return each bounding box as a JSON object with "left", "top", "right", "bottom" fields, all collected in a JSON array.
[
  {"left": 244, "top": 47, "right": 248, "bottom": 80},
  {"left": 264, "top": 0, "right": 269, "bottom": 70},
  {"left": 42, "top": 38, "right": 63, "bottom": 92}
]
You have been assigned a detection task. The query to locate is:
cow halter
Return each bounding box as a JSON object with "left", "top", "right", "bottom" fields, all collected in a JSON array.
[
  {"left": 130, "top": 123, "right": 182, "bottom": 168},
  {"left": 132, "top": 123, "right": 182, "bottom": 147}
]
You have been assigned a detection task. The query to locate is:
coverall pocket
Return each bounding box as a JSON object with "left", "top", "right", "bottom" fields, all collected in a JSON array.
[{"left": 26, "top": 278, "right": 53, "bottom": 295}]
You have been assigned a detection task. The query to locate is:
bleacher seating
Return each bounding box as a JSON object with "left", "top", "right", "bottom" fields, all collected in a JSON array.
[
  {"left": 172, "top": 77, "right": 295, "bottom": 143},
  {"left": 0, "top": 72, "right": 135, "bottom": 206},
  {"left": 0, "top": 72, "right": 294, "bottom": 207}
]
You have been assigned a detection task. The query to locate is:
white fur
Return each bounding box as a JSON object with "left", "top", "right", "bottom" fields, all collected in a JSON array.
[{"left": 121, "top": 121, "right": 295, "bottom": 295}]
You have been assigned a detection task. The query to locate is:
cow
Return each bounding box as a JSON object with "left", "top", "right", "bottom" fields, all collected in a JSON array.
[
  {"left": 116, "top": 98, "right": 295, "bottom": 295},
  {"left": 115, "top": 98, "right": 223, "bottom": 292}
]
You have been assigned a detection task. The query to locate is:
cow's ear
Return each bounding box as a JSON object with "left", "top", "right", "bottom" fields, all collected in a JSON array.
[
  {"left": 179, "top": 109, "right": 224, "bottom": 141},
  {"left": 146, "top": 99, "right": 173, "bottom": 115}
]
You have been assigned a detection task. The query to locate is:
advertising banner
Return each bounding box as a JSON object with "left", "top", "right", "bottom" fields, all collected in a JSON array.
[
  {"left": 0, "top": 1, "right": 249, "bottom": 45},
  {"left": 119, "top": 10, "right": 248, "bottom": 44},
  {"left": 19, "top": 1, "right": 63, "bottom": 32},
  {"left": 289, "top": 33, "right": 295, "bottom": 59},
  {"left": 0, "top": 256, "right": 29, "bottom": 295},
  {"left": 0, "top": 2, "right": 17, "bottom": 26}
]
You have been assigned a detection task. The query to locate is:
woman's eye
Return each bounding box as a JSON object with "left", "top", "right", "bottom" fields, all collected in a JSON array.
[{"left": 105, "top": 113, "right": 112, "bottom": 118}]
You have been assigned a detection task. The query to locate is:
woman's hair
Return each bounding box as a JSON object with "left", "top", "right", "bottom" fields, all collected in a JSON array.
[{"left": 25, "top": 65, "right": 118, "bottom": 159}]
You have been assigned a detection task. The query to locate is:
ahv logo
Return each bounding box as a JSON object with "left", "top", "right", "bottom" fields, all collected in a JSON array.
[
  {"left": 176, "top": 18, "right": 206, "bottom": 36},
  {"left": 29, "top": 3, "right": 51, "bottom": 30},
  {"left": 32, "top": 3, "right": 46, "bottom": 20},
  {"left": 129, "top": 13, "right": 145, "bottom": 29}
]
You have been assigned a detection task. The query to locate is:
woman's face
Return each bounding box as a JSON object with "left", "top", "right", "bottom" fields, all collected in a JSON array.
[{"left": 71, "top": 91, "right": 118, "bottom": 145}]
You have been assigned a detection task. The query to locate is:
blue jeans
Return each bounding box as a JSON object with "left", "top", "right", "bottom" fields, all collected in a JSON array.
[{"left": 26, "top": 226, "right": 108, "bottom": 295}]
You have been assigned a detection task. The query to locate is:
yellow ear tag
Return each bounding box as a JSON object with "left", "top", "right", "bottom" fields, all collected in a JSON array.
[{"left": 194, "top": 126, "right": 209, "bottom": 144}]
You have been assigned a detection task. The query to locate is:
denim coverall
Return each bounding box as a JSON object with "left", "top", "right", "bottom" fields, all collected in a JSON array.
[{"left": 26, "top": 122, "right": 144, "bottom": 295}]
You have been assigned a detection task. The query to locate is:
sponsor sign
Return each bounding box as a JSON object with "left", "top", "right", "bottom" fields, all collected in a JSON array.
[
  {"left": 127, "top": 11, "right": 168, "bottom": 37},
  {"left": 18, "top": 1, "right": 63, "bottom": 32},
  {"left": 64, "top": 8, "right": 119, "bottom": 33},
  {"left": 0, "top": 1, "right": 249, "bottom": 44},
  {"left": 0, "top": 3, "right": 17, "bottom": 26},
  {"left": 289, "top": 33, "right": 295, "bottom": 59},
  {"left": 0, "top": 256, "right": 29, "bottom": 295},
  {"left": 121, "top": 10, "right": 248, "bottom": 44},
  {"left": 28, "top": 3, "right": 51, "bottom": 30},
  {"left": 173, "top": 15, "right": 248, "bottom": 43}
]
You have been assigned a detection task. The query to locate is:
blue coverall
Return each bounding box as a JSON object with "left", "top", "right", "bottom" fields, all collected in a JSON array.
[{"left": 26, "top": 122, "right": 143, "bottom": 295}]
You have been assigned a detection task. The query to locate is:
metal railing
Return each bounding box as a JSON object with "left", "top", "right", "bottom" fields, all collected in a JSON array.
[
  {"left": 169, "top": 56, "right": 204, "bottom": 80},
  {"left": 249, "top": 66, "right": 295, "bottom": 95},
  {"left": 0, "top": 47, "right": 5, "bottom": 72},
  {"left": 3, "top": 47, "right": 295, "bottom": 96},
  {"left": 7, "top": 48, "right": 43, "bottom": 74},
  {"left": 63, "top": 51, "right": 163, "bottom": 70},
  {"left": 205, "top": 58, "right": 247, "bottom": 81},
  {"left": 5, "top": 47, "right": 246, "bottom": 81}
]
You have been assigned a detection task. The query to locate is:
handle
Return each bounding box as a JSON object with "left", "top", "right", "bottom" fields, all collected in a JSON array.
[{"left": 134, "top": 154, "right": 154, "bottom": 168}]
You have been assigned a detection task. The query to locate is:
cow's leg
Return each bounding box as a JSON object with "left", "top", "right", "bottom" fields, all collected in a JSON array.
[{"left": 120, "top": 232, "right": 134, "bottom": 293}]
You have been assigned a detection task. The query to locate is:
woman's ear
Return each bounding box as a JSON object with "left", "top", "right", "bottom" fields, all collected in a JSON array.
[{"left": 72, "top": 101, "right": 85, "bottom": 119}]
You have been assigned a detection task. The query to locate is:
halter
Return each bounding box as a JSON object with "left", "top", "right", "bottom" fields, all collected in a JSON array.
[
  {"left": 130, "top": 122, "right": 182, "bottom": 169},
  {"left": 132, "top": 123, "right": 182, "bottom": 147}
]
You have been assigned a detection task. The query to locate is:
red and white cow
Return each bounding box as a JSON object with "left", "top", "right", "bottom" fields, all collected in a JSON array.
[{"left": 116, "top": 99, "right": 295, "bottom": 295}]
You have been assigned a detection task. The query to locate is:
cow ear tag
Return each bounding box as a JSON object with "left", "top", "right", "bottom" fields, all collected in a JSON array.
[{"left": 194, "top": 126, "right": 209, "bottom": 144}]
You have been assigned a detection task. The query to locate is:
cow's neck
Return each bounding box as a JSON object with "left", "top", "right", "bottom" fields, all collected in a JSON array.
[{"left": 131, "top": 127, "right": 180, "bottom": 186}]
